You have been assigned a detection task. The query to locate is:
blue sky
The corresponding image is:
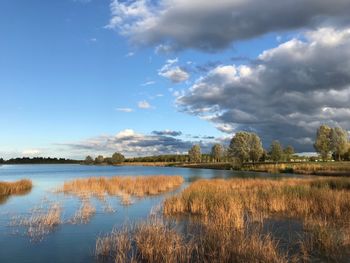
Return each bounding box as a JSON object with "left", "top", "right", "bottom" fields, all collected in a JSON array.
[{"left": 1, "top": 0, "right": 349, "bottom": 159}]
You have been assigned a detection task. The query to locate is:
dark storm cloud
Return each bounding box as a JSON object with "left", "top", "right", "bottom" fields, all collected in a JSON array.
[
  {"left": 107, "top": 0, "right": 350, "bottom": 51},
  {"left": 177, "top": 28, "right": 350, "bottom": 151}
]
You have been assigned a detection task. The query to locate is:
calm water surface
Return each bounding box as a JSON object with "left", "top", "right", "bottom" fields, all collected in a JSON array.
[{"left": 0, "top": 164, "right": 290, "bottom": 263}]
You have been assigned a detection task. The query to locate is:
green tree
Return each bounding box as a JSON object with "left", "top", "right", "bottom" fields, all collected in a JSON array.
[
  {"left": 111, "top": 152, "right": 125, "bottom": 165},
  {"left": 228, "top": 132, "right": 250, "bottom": 163},
  {"left": 249, "top": 133, "right": 264, "bottom": 162},
  {"left": 189, "top": 145, "right": 201, "bottom": 163},
  {"left": 95, "top": 155, "right": 105, "bottom": 165},
  {"left": 314, "top": 125, "right": 332, "bottom": 160},
  {"left": 84, "top": 155, "right": 94, "bottom": 165},
  {"left": 270, "top": 140, "right": 283, "bottom": 163},
  {"left": 330, "top": 127, "right": 348, "bottom": 161},
  {"left": 284, "top": 145, "right": 295, "bottom": 161},
  {"left": 211, "top": 144, "right": 223, "bottom": 162},
  {"left": 228, "top": 132, "right": 263, "bottom": 163}
]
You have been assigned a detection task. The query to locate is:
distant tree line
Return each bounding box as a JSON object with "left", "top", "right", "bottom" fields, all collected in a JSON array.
[
  {"left": 0, "top": 157, "right": 80, "bottom": 164},
  {"left": 78, "top": 124, "right": 350, "bottom": 167},
  {"left": 83, "top": 152, "right": 125, "bottom": 165}
]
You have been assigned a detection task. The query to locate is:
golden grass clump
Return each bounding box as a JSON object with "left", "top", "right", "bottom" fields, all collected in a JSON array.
[
  {"left": 70, "top": 200, "right": 96, "bottom": 224},
  {"left": 0, "top": 179, "right": 32, "bottom": 196},
  {"left": 95, "top": 218, "right": 287, "bottom": 263},
  {"left": 163, "top": 177, "right": 350, "bottom": 261},
  {"left": 13, "top": 202, "right": 62, "bottom": 241},
  {"left": 58, "top": 175, "right": 184, "bottom": 204}
]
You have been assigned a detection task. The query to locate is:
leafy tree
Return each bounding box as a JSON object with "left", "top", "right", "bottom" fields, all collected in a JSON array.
[
  {"left": 284, "top": 145, "right": 295, "bottom": 161},
  {"left": 189, "top": 145, "right": 201, "bottom": 163},
  {"left": 228, "top": 132, "right": 250, "bottom": 163},
  {"left": 228, "top": 132, "right": 263, "bottom": 163},
  {"left": 84, "top": 155, "right": 94, "bottom": 165},
  {"left": 111, "top": 152, "right": 125, "bottom": 164},
  {"left": 330, "top": 127, "right": 348, "bottom": 161},
  {"left": 314, "top": 125, "right": 332, "bottom": 160},
  {"left": 249, "top": 133, "right": 264, "bottom": 162},
  {"left": 270, "top": 140, "right": 283, "bottom": 163},
  {"left": 211, "top": 144, "right": 223, "bottom": 162},
  {"left": 95, "top": 155, "right": 105, "bottom": 164}
]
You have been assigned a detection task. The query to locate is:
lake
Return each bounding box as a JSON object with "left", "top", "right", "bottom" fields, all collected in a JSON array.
[{"left": 0, "top": 164, "right": 288, "bottom": 263}]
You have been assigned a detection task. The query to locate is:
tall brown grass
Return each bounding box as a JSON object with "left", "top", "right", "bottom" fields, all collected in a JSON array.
[
  {"left": 0, "top": 179, "right": 32, "bottom": 196},
  {"left": 13, "top": 202, "right": 62, "bottom": 241},
  {"left": 58, "top": 175, "right": 184, "bottom": 202},
  {"left": 163, "top": 177, "right": 350, "bottom": 261},
  {"left": 70, "top": 200, "right": 96, "bottom": 224},
  {"left": 244, "top": 161, "right": 350, "bottom": 175},
  {"left": 95, "top": 217, "right": 286, "bottom": 263}
]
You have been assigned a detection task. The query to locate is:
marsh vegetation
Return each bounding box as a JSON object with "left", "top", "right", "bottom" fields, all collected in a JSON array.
[
  {"left": 0, "top": 179, "right": 32, "bottom": 204},
  {"left": 57, "top": 175, "right": 184, "bottom": 201},
  {"left": 97, "top": 177, "right": 350, "bottom": 262}
]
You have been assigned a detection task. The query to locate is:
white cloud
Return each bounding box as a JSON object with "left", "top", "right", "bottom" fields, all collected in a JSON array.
[
  {"left": 141, "top": 80, "right": 155, "bottom": 86},
  {"left": 116, "top": 107, "right": 134, "bottom": 112},
  {"left": 158, "top": 58, "right": 189, "bottom": 83},
  {"left": 125, "top": 52, "right": 135, "bottom": 57},
  {"left": 138, "top": 100, "right": 152, "bottom": 109}
]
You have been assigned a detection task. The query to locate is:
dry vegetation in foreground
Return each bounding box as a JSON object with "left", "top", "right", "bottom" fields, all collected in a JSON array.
[
  {"left": 95, "top": 177, "right": 350, "bottom": 262},
  {"left": 12, "top": 202, "right": 62, "bottom": 241},
  {"left": 58, "top": 175, "right": 184, "bottom": 202},
  {"left": 0, "top": 179, "right": 32, "bottom": 196},
  {"left": 163, "top": 177, "right": 350, "bottom": 262},
  {"left": 70, "top": 200, "right": 96, "bottom": 224},
  {"left": 95, "top": 217, "right": 286, "bottom": 263}
]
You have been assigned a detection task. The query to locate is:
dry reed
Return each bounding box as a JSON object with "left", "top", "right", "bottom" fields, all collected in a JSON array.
[
  {"left": 0, "top": 179, "right": 32, "bottom": 196},
  {"left": 95, "top": 217, "right": 287, "bottom": 263},
  {"left": 13, "top": 202, "right": 62, "bottom": 241},
  {"left": 164, "top": 177, "right": 350, "bottom": 261},
  {"left": 70, "top": 200, "right": 96, "bottom": 224},
  {"left": 58, "top": 175, "right": 184, "bottom": 205}
]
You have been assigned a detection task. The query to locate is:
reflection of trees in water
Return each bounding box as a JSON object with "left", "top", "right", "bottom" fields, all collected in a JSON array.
[{"left": 0, "top": 188, "right": 32, "bottom": 205}]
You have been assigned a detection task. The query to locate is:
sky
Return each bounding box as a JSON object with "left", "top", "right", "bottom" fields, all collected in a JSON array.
[{"left": 1, "top": 0, "right": 350, "bottom": 159}]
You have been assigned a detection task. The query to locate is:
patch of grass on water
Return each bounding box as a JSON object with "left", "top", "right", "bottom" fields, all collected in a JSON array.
[{"left": 0, "top": 179, "right": 32, "bottom": 196}]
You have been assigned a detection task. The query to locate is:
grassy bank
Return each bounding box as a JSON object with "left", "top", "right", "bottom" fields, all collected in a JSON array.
[
  {"left": 97, "top": 177, "right": 350, "bottom": 262},
  {"left": 172, "top": 161, "right": 350, "bottom": 176},
  {"left": 243, "top": 161, "right": 350, "bottom": 176}
]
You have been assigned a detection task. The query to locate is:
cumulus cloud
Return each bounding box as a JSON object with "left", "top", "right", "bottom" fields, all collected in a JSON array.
[
  {"left": 158, "top": 58, "right": 189, "bottom": 83},
  {"left": 138, "top": 100, "right": 152, "bottom": 109},
  {"left": 106, "top": 0, "right": 350, "bottom": 51},
  {"left": 177, "top": 27, "right": 350, "bottom": 151},
  {"left": 152, "top": 130, "right": 182, "bottom": 136},
  {"left": 63, "top": 129, "right": 218, "bottom": 157}
]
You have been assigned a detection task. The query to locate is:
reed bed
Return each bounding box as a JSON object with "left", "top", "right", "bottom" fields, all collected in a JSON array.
[
  {"left": 244, "top": 162, "right": 350, "bottom": 175},
  {"left": 70, "top": 200, "right": 96, "bottom": 224},
  {"left": 163, "top": 177, "right": 350, "bottom": 262},
  {"left": 0, "top": 179, "right": 32, "bottom": 196},
  {"left": 13, "top": 202, "right": 62, "bottom": 241},
  {"left": 95, "top": 218, "right": 286, "bottom": 263},
  {"left": 58, "top": 175, "right": 184, "bottom": 203}
]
